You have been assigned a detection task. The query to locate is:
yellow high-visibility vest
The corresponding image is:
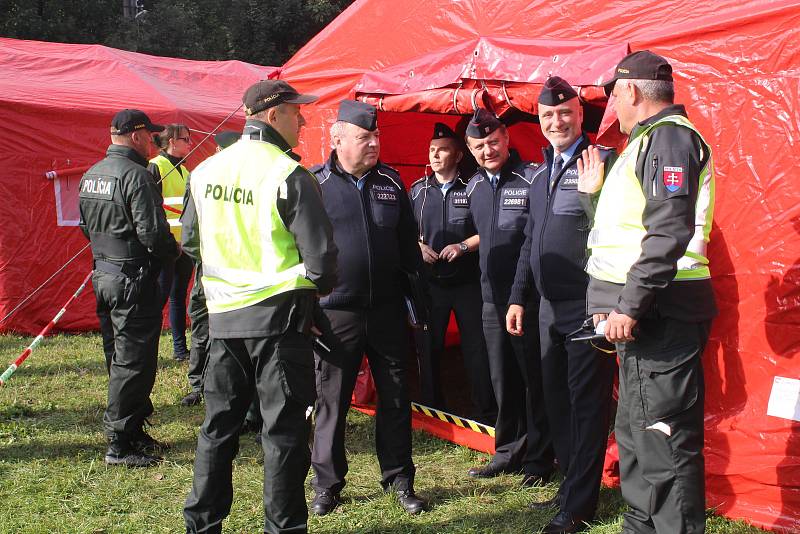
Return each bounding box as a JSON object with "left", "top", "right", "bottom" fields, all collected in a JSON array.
[
  {"left": 189, "top": 139, "right": 316, "bottom": 314},
  {"left": 587, "top": 114, "right": 715, "bottom": 284},
  {"left": 150, "top": 154, "right": 189, "bottom": 241}
]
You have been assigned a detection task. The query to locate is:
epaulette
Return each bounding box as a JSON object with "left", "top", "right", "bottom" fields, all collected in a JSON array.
[
  {"left": 409, "top": 175, "right": 428, "bottom": 189},
  {"left": 527, "top": 162, "right": 542, "bottom": 169},
  {"left": 378, "top": 162, "right": 400, "bottom": 177},
  {"left": 307, "top": 164, "right": 323, "bottom": 174}
]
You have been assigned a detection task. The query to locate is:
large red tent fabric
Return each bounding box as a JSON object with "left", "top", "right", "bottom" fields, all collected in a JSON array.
[
  {"left": 279, "top": 0, "right": 800, "bottom": 531},
  {"left": 0, "top": 38, "right": 276, "bottom": 334}
]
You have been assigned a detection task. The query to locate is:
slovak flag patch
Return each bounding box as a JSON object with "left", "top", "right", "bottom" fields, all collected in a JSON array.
[{"left": 663, "top": 166, "right": 684, "bottom": 192}]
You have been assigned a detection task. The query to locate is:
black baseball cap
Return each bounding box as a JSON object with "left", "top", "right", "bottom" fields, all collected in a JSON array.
[
  {"left": 465, "top": 108, "right": 502, "bottom": 139},
  {"left": 110, "top": 109, "right": 164, "bottom": 135},
  {"left": 603, "top": 50, "right": 673, "bottom": 96},
  {"left": 538, "top": 76, "right": 578, "bottom": 106},
  {"left": 337, "top": 99, "right": 378, "bottom": 131},
  {"left": 243, "top": 80, "right": 318, "bottom": 116}
]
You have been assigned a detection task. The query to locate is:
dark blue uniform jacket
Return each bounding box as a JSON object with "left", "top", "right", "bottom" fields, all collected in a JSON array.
[
  {"left": 510, "top": 134, "right": 616, "bottom": 304},
  {"left": 311, "top": 152, "right": 423, "bottom": 310},
  {"left": 466, "top": 150, "right": 537, "bottom": 305},
  {"left": 409, "top": 174, "right": 480, "bottom": 286}
]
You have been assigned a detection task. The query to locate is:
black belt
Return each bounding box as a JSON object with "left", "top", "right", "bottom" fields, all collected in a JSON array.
[{"left": 94, "top": 259, "right": 149, "bottom": 278}]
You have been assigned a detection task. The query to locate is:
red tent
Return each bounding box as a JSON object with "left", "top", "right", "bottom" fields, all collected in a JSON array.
[
  {"left": 0, "top": 38, "right": 277, "bottom": 334},
  {"left": 280, "top": 0, "right": 800, "bottom": 531}
]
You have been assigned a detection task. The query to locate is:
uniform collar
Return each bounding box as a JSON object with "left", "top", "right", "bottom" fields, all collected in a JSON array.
[
  {"left": 428, "top": 172, "right": 464, "bottom": 189},
  {"left": 159, "top": 150, "right": 183, "bottom": 167},
  {"left": 480, "top": 149, "right": 522, "bottom": 182},
  {"left": 630, "top": 104, "right": 688, "bottom": 140},
  {"left": 107, "top": 144, "right": 148, "bottom": 167},
  {"left": 542, "top": 133, "right": 590, "bottom": 167},
  {"left": 243, "top": 119, "right": 301, "bottom": 162},
  {"left": 326, "top": 150, "right": 378, "bottom": 182}
]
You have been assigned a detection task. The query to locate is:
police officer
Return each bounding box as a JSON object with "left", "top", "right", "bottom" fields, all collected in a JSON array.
[
  {"left": 182, "top": 80, "right": 338, "bottom": 534},
  {"left": 580, "top": 51, "right": 716, "bottom": 534},
  {"left": 463, "top": 109, "right": 554, "bottom": 485},
  {"left": 149, "top": 124, "right": 194, "bottom": 361},
  {"left": 506, "top": 77, "right": 616, "bottom": 533},
  {"left": 78, "top": 109, "right": 179, "bottom": 467},
  {"left": 179, "top": 131, "right": 239, "bottom": 408},
  {"left": 309, "top": 100, "right": 426, "bottom": 515},
  {"left": 408, "top": 122, "right": 496, "bottom": 424}
]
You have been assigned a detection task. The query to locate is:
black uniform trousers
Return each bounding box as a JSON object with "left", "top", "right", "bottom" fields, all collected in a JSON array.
[
  {"left": 187, "top": 264, "right": 209, "bottom": 393},
  {"left": 184, "top": 331, "right": 315, "bottom": 534},
  {"left": 428, "top": 280, "right": 497, "bottom": 424},
  {"left": 482, "top": 301, "right": 554, "bottom": 475},
  {"left": 539, "top": 298, "right": 615, "bottom": 519},
  {"left": 615, "top": 317, "right": 710, "bottom": 534},
  {"left": 93, "top": 268, "right": 161, "bottom": 440},
  {"left": 311, "top": 298, "right": 415, "bottom": 494}
]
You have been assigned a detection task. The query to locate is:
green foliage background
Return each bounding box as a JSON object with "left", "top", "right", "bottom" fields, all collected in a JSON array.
[{"left": 0, "top": 0, "right": 353, "bottom": 66}]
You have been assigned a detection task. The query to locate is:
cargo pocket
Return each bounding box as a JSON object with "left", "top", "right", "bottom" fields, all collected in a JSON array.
[
  {"left": 638, "top": 346, "right": 700, "bottom": 423},
  {"left": 276, "top": 341, "right": 317, "bottom": 406},
  {"left": 552, "top": 186, "right": 584, "bottom": 216},
  {"left": 497, "top": 206, "right": 527, "bottom": 230}
]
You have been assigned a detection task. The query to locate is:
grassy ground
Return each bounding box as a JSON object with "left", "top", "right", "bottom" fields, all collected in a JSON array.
[{"left": 0, "top": 332, "right": 764, "bottom": 534}]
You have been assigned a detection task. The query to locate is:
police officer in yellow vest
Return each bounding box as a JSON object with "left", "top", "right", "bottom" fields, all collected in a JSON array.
[
  {"left": 182, "top": 80, "right": 338, "bottom": 534},
  {"left": 149, "top": 124, "right": 194, "bottom": 361},
  {"left": 578, "top": 51, "right": 716, "bottom": 534}
]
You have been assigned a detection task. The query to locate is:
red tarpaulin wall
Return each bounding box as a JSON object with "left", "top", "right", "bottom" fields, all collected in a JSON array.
[
  {"left": 0, "top": 38, "right": 277, "bottom": 334},
  {"left": 278, "top": 0, "right": 800, "bottom": 531}
]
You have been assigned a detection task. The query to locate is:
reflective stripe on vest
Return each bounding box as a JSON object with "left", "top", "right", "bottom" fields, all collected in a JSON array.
[
  {"left": 150, "top": 155, "right": 190, "bottom": 240},
  {"left": 586, "top": 115, "right": 715, "bottom": 284},
  {"left": 189, "top": 139, "right": 316, "bottom": 314}
]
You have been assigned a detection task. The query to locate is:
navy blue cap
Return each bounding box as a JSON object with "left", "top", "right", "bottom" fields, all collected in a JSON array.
[
  {"left": 214, "top": 130, "right": 240, "bottom": 149},
  {"left": 431, "top": 122, "right": 457, "bottom": 141},
  {"left": 538, "top": 76, "right": 578, "bottom": 106},
  {"left": 337, "top": 99, "right": 377, "bottom": 131},
  {"left": 465, "top": 108, "right": 502, "bottom": 139},
  {"left": 111, "top": 109, "right": 164, "bottom": 135}
]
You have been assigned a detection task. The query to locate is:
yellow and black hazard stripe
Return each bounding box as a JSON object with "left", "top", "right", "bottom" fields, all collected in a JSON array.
[{"left": 411, "top": 402, "right": 495, "bottom": 438}]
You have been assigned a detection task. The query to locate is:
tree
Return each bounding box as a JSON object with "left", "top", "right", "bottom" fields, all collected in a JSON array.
[{"left": 0, "top": 0, "right": 353, "bottom": 66}]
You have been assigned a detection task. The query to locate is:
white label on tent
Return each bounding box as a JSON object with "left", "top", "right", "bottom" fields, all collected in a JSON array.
[
  {"left": 767, "top": 376, "right": 800, "bottom": 422},
  {"left": 54, "top": 175, "right": 80, "bottom": 226}
]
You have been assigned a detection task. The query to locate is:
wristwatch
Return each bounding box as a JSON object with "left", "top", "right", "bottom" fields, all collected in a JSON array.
[{"left": 458, "top": 241, "right": 469, "bottom": 253}]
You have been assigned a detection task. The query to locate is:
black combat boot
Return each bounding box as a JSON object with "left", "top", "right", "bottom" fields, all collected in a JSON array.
[{"left": 105, "top": 434, "right": 161, "bottom": 467}]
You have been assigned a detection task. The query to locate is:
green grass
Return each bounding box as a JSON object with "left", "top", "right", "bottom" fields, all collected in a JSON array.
[{"left": 0, "top": 333, "right": 764, "bottom": 533}]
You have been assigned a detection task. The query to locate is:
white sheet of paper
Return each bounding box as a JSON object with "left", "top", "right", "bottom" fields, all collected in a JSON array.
[{"left": 767, "top": 376, "right": 800, "bottom": 422}]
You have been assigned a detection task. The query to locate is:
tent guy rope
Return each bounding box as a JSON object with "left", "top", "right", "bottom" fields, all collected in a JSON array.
[
  {"left": 0, "top": 102, "right": 245, "bottom": 329},
  {"left": 0, "top": 271, "right": 92, "bottom": 386}
]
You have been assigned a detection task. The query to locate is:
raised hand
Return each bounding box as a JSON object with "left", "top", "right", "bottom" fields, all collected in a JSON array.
[{"left": 576, "top": 145, "right": 605, "bottom": 194}]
